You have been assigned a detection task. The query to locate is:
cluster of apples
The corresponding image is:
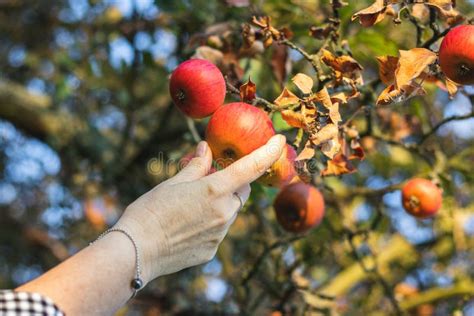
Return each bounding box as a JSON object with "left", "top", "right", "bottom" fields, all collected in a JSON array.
[
  {"left": 398, "top": 25, "right": 474, "bottom": 219},
  {"left": 169, "top": 59, "right": 324, "bottom": 233}
]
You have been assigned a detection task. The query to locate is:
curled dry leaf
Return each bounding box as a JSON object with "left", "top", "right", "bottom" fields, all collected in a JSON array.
[
  {"left": 239, "top": 78, "right": 256, "bottom": 103},
  {"left": 274, "top": 88, "right": 300, "bottom": 107},
  {"left": 321, "top": 152, "right": 356, "bottom": 177},
  {"left": 321, "top": 49, "right": 363, "bottom": 75},
  {"left": 395, "top": 48, "right": 437, "bottom": 89},
  {"left": 321, "top": 138, "right": 365, "bottom": 176},
  {"left": 351, "top": 0, "right": 396, "bottom": 27},
  {"left": 292, "top": 73, "right": 314, "bottom": 94},
  {"left": 376, "top": 48, "right": 436, "bottom": 105}
]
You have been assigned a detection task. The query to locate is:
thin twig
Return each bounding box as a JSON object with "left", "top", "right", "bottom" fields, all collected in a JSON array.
[{"left": 419, "top": 112, "right": 474, "bottom": 144}]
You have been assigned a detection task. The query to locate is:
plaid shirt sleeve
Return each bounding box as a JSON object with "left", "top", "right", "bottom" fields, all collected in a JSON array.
[{"left": 0, "top": 290, "right": 64, "bottom": 316}]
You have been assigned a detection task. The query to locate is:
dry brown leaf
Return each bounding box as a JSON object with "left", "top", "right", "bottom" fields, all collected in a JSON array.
[
  {"left": 281, "top": 110, "right": 306, "bottom": 129},
  {"left": 321, "top": 49, "right": 363, "bottom": 74},
  {"left": 349, "top": 139, "right": 365, "bottom": 160},
  {"left": 376, "top": 55, "right": 399, "bottom": 85},
  {"left": 321, "top": 152, "right": 356, "bottom": 177},
  {"left": 292, "top": 73, "right": 314, "bottom": 94},
  {"left": 376, "top": 83, "right": 426, "bottom": 106},
  {"left": 274, "top": 88, "right": 300, "bottom": 107},
  {"left": 310, "top": 124, "right": 339, "bottom": 146},
  {"left": 314, "top": 87, "right": 342, "bottom": 123},
  {"left": 240, "top": 78, "right": 256, "bottom": 103},
  {"left": 321, "top": 138, "right": 341, "bottom": 159},
  {"left": 331, "top": 92, "right": 348, "bottom": 104},
  {"left": 395, "top": 48, "right": 437, "bottom": 89},
  {"left": 351, "top": 0, "right": 396, "bottom": 27},
  {"left": 296, "top": 140, "right": 316, "bottom": 161}
]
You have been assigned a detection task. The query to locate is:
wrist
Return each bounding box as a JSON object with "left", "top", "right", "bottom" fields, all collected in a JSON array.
[{"left": 114, "top": 209, "right": 170, "bottom": 282}]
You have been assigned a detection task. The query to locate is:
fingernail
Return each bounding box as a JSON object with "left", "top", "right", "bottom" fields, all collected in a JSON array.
[{"left": 196, "top": 141, "right": 207, "bottom": 157}]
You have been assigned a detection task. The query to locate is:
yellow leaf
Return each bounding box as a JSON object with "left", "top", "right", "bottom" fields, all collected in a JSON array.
[{"left": 291, "top": 73, "right": 314, "bottom": 94}]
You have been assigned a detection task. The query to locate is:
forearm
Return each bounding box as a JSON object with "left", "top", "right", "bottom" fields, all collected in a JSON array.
[{"left": 16, "top": 232, "right": 144, "bottom": 316}]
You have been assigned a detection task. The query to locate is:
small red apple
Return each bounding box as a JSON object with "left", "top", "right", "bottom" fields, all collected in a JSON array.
[
  {"left": 273, "top": 182, "right": 325, "bottom": 233},
  {"left": 258, "top": 144, "right": 299, "bottom": 188},
  {"left": 169, "top": 59, "right": 226, "bottom": 119},
  {"left": 439, "top": 25, "right": 474, "bottom": 85},
  {"left": 205, "top": 102, "right": 275, "bottom": 167},
  {"left": 401, "top": 178, "right": 442, "bottom": 218}
]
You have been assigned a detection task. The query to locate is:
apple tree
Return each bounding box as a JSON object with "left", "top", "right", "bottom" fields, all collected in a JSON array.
[{"left": 0, "top": 0, "right": 474, "bottom": 315}]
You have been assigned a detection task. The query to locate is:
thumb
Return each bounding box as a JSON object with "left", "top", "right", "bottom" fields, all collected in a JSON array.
[
  {"left": 169, "top": 141, "right": 213, "bottom": 184},
  {"left": 204, "top": 134, "right": 286, "bottom": 193}
]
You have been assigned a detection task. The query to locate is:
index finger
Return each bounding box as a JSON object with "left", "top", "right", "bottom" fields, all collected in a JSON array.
[{"left": 204, "top": 134, "right": 286, "bottom": 193}]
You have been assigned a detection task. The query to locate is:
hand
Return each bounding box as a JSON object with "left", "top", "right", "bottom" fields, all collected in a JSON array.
[{"left": 116, "top": 134, "right": 286, "bottom": 283}]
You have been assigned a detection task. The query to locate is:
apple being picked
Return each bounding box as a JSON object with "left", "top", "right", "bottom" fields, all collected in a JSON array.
[
  {"left": 273, "top": 182, "right": 325, "bottom": 233},
  {"left": 258, "top": 144, "right": 298, "bottom": 188},
  {"left": 439, "top": 25, "right": 474, "bottom": 85},
  {"left": 169, "top": 59, "right": 226, "bottom": 119},
  {"left": 205, "top": 102, "right": 275, "bottom": 168},
  {"left": 401, "top": 178, "right": 442, "bottom": 218}
]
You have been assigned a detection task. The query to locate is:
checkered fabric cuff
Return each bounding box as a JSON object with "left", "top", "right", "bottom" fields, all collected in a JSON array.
[{"left": 0, "top": 290, "right": 64, "bottom": 316}]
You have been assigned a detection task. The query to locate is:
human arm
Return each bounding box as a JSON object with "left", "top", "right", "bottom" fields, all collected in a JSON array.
[{"left": 16, "top": 134, "right": 286, "bottom": 315}]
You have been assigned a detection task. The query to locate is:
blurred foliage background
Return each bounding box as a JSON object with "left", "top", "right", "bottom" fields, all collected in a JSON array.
[{"left": 1, "top": 0, "right": 474, "bottom": 315}]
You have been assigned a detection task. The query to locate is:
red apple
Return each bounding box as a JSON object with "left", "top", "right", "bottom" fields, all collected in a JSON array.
[
  {"left": 273, "top": 182, "right": 325, "bottom": 233},
  {"left": 205, "top": 102, "right": 275, "bottom": 168},
  {"left": 401, "top": 178, "right": 442, "bottom": 218},
  {"left": 169, "top": 59, "right": 226, "bottom": 119},
  {"left": 439, "top": 25, "right": 474, "bottom": 85},
  {"left": 258, "top": 144, "right": 299, "bottom": 188}
]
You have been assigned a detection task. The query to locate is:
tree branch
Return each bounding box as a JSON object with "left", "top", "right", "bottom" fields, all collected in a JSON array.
[{"left": 399, "top": 280, "right": 474, "bottom": 311}]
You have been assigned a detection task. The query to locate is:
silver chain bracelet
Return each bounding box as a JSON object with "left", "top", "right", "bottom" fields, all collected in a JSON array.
[{"left": 89, "top": 228, "right": 144, "bottom": 299}]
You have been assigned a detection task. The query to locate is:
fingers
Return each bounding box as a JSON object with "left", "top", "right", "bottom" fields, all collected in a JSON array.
[
  {"left": 169, "top": 141, "right": 213, "bottom": 185},
  {"left": 204, "top": 134, "right": 286, "bottom": 193}
]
